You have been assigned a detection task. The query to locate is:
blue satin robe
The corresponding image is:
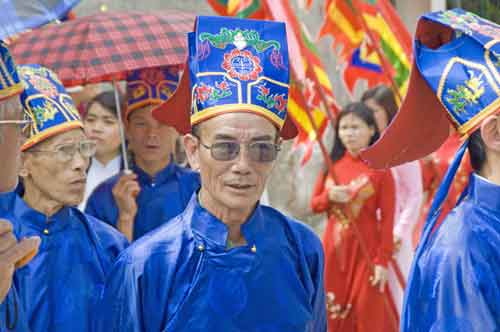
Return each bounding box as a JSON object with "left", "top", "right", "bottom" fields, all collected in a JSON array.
[
  {"left": 0, "top": 191, "right": 128, "bottom": 332},
  {"left": 85, "top": 161, "right": 200, "bottom": 240},
  {"left": 0, "top": 287, "right": 30, "bottom": 332},
  {"left": 402, "top": 174, "right": 500, "bottom": 331},
  {"left": 96, "top": 194, "right": 327, "bottom": 332}
]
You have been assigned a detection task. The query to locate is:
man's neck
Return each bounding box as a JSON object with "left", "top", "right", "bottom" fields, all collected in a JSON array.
[
  {"left": 479, "top": 153, "right": 500, "bottom": 186},
  {"left": 135, "top": 156, "right": 170, "bottom": 177},
  {"left": 95, "top": 150, "right": 120, "bottom": 166},
  {"left": 23, "top": 184, "right": 63, "bottom": 217},
  {"left": 199, "top": 189, "right": 254, "bottom": 246}
]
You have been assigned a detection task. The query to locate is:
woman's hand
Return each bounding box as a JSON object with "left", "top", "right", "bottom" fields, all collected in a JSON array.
[
  {"left": 327, "top": 185, "right": 351, "bottom": 203},
  {"left": 369, "top": 265, "right": 388, "bottom": 293}
]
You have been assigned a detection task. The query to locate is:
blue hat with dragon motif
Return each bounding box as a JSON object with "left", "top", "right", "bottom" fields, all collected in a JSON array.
[
  {"left": 126, "top": 65, "right": 180, "bottom": 119},
  {"left": 19, "top": 64, "right": 83, "bottom": 151},
  {"left": 0, "top": 40, "right": 23, "bottom": 101},
  {"left": 153, "top": 16, "right": 297, "bottom": 139},
  {"left": 362, "top": 8, "right": 500, "bottom": 168}
]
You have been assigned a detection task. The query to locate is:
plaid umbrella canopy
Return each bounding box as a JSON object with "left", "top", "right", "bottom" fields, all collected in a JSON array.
[
  {"left": 10, "top": 11, "right": 195, "bottom": 86},
  {"left": 0, "top": 0, "right": 80, "bottom": 40}
]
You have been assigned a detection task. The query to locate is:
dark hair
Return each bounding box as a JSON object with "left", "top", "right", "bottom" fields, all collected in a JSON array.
[
  {"left": 361, "top": 85, "right": 398, "bottom": 125},
  {"left": 468, "top": 129, "right": 486, "bottom": 173},
  {"left": 85, "top": 91, "right": 124, "bottom": 118},
  {"left": 330, "top": 102, "right": 380, "bottom": 163}
]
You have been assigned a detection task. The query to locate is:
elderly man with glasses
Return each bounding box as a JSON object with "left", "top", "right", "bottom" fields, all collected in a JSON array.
[
  {"left": 0, "top": 64, "right": 128, "bottom": 332},
  {"left": 96, "top": 16, "right": 326, "bottom": 332},
  {"left": 0, "top": 40, "right": 40, "bottom": 332}
]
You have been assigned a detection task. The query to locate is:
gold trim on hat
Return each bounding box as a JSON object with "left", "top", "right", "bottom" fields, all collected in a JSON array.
[
  {"left": 437, "top": 56, "right": 500, "bottom": 132},
  {"left": 21, "top": 120, "right": 83, "bottom": 151},
  {"left": 191, "top": 103, "right": 285, "bottom": 129},
  {"left": 484, "top": 39, "right": 500, "bottom": 85},
  {"left": 457, "top": 96, "right": 500, "bottom": 136},
  {"left": 0, "top": 82, "right": 23, "bottom": 101}
]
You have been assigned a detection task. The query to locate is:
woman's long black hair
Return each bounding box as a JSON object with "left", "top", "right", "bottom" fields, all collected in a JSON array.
[{"left": 330, "top": 102, "right": 380, "bottom": 163}]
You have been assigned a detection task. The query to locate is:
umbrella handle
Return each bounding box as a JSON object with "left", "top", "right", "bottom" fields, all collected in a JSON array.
[{"left": 113, "top": 81, "right": 130, "bottom": 171}]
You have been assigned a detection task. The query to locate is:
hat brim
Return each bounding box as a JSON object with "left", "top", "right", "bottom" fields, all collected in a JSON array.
[
  {"left": 152, "top": 62, "right": 298, "bottom": 140},
  {"left": 360, "top": 18, "right": 457, "bottom": 169},
  {"left": 360, "top": 58, "right": 451, "bottom": 169}
]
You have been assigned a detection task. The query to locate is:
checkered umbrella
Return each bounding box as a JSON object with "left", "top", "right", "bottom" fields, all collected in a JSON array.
[
  {"left": 9, "top": 11, "right": 195, "bottom": 87},
  {"left": 0, "top": 0, "right": 80, "bottom": 40}
]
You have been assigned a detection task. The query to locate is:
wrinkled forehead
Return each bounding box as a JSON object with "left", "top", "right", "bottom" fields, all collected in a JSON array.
[{"left": 200, "top": 112, "right": 278, "bottom": 140}]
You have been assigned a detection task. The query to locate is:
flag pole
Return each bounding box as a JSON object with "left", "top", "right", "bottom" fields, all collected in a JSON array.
[{"left": 351, "top": 0, "right": 403, "bottom": 104}]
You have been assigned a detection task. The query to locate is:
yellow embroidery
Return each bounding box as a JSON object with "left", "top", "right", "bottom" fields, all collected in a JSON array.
[{"left": 446, "top": 70, "right": 485, "bottom": 113}]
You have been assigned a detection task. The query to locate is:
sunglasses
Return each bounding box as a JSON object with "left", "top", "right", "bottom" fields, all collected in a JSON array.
[{"left": 198, "top": 138, "right": 280, "bottom": 162}]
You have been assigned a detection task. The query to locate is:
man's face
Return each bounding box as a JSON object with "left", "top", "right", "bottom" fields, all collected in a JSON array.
[
  {"left": 185, "top": 112, "right": 279, "bottom": 214},
  {"left": 22, "top": 129, "right": 91, "bottom": 206},
  {"left": 126, "top": 106, "right": 177, "bottom": 165}
]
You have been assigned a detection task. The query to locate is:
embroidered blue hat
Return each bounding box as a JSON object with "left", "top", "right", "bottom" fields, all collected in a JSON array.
[
  {"left": 152, "top": 16, "right": 297, "bottom": 139},
  {"left": 19, "top": 64, "right": 83, "bottom": 151},
  {"left": 360, "top": 10, "right": 500, "bottom": 326},
  {"left": 126, "top": 66, "right": 180, "bottom": 119},
  {"left": 0, "top": 40, "right": 23, "bottom": 101},
  {"left": 362, "top": 8, "right": 500, "bottom": 168}
]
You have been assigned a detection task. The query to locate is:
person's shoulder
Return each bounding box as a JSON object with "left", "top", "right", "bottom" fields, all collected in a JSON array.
[
  {"left": 77, "top": 209, "right": 128, "bottom": 249},
  {"left": 174, "top": 165, "right": 200, "bottom": 182},
  {"left": 118, "top": 205, "right": 194, "bottom": 266},
  {"left": 90, "top": 173, "right": 121, "bottom": 195},
  {"left": 261, "top": 205, "right": 323, "bottom": 256},
  {"left": 425, "top": 199, "right": 498, "bottom": 263}
]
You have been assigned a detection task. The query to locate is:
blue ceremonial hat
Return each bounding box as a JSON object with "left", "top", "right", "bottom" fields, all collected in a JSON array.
[
  {"left": 360, "top": 9, "right": 500, "bottom": 327},
  {"left": 126, "top": 66, "right": 180, "bottom": 118},
  {"left": 19, "top": 64, "right": 83, "bottom": 151},
  {"left": 362, "top": 8, "right": 500, "bottom": 168},
  {"left": 0, "top": 40, "right": 23, "bottom": 101},
  {"left": 153, "top": 15, "right": 297, "bottom": 139}
]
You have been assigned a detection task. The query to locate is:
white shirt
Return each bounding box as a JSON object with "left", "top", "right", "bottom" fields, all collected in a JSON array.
[{"left": 79, "top": 156, "right": 121, "bottom": 211}]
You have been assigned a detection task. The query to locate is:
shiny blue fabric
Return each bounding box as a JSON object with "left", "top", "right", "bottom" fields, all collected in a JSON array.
[
  {"left": 96, "top": 194, "right": 327, "bottom": 332},
  {"left": 402, "top": 173, "right": 500, "bottom": 331},
  {"left": 0, "top": 287, "right": 30, "bottom": 332},
  {"left": 85, "top": 161, "right": 200, "bottom": 240},
  {"left": 0, "top": 190, "right": 128, "bottom": 332}
]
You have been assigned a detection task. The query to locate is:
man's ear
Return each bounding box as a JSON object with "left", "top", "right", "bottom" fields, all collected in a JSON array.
[
  {"left": 480, "top": 115, "right": 500, "bottom": 152},
  {"left": 183, "top": 134, "right": 201, "bottom": 171},
  {"left": 19, "top": 152, "right": 31, "bottom": 178}
]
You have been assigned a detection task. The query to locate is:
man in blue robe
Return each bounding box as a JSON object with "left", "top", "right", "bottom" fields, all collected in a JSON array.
[
  {"left": 96, "top": 16, "right": 326, "bottom": 332},
  {"left": 85, "top": 66, "right": 199, "bottom": 241},
  {"left": 0, "top": 64, "right": 128, "bottom": 332},
  {"left": 361, "top": 9, "right": 500, "bottom": 332},
  {"left": 0, "top": 40, "right": 39, "bottom": 332}
]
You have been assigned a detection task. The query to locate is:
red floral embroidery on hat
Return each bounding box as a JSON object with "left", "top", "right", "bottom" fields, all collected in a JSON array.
[{"left": 222, "top": 49, "right": 262, "bottom": 81}]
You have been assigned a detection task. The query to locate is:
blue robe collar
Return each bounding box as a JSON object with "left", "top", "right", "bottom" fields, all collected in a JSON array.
[
  {"left": 469, "top": 173, "right": 500, "bottom": 214},
  {"left": 190, "top": 194, "right": 265, "bottom": 248},
  {"left": 132, "top": 156, "right": 176, "bottom": 186},
  {"left": 13, "top": 195, "right": 73, "bottom": 234}
]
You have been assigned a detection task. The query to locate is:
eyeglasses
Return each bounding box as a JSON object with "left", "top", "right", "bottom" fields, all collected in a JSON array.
[
  {"left": 198, "top": 138, "right": 281, "bottom": 162},
  {"left": 28, "top": 140, "right": 97, "bottom": 163}
]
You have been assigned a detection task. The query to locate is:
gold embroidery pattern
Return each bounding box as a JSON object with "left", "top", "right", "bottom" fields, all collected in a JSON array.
[{"left": 446, "top": 70, "right": 485, "bottom": 113}]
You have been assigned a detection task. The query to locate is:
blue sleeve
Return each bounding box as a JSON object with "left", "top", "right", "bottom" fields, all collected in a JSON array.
[
  {"left": 95, "top": 256, "right": 143, "bottom": 332},
  {"left": 289, "top": 220, "right": 327, "bottom": 332},
  {"left": 0, "top": 287, "right": 30, "bottom": 332},
  {"left": 306, "top": 236, "right": 327, "bottom": 332},
  {"left": 85, "top": 181, "right": 119, "bottom": 227},
  {"left": 404, "top": 242, "right": 499, "bottom": 332}
]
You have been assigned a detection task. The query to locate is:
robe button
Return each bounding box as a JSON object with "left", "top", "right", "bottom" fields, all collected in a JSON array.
[
  {"left": 197, "top": 244, "right": 205, "bottom": 252},
  {"left": 251, "top": 245, "right": 257, "bottom": 253},
  {"left": 43, "top": 229, "right": 49, "bottom": 235}
]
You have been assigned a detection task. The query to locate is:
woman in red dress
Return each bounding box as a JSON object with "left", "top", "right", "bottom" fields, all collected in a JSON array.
[{"left": 311, "top": 102, "right": 397, "bottom": 332}]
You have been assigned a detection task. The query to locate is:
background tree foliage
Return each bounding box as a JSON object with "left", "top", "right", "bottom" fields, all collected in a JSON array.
[{"left": 448, "top": 0, "right": 500, "bottom": 22}]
